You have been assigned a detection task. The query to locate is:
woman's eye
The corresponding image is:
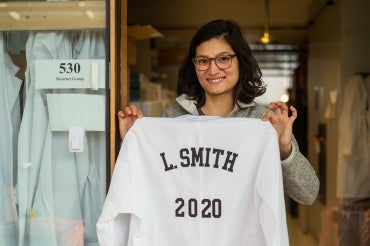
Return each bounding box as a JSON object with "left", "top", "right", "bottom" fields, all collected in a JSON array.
[
  {"left": 218, "top": 56, "right": 230, "bottom": 63},
  {"left": 198, "top": 58, "right": 208, "bottom": 64}
]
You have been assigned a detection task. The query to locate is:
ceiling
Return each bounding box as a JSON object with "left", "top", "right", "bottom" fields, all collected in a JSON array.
[
  {"left": 127, "top": 0, "right": 320, "bottom": 48},
  {"left": 128, "top": 0, "right": 328, "bottom": 72}
]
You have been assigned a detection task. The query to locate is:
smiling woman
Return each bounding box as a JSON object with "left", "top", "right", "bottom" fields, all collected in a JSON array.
[
  {"left": 191, "top": 38, "right": 241, "bottom": 111},
  {"left": 118, "top": 19, "right": 319, "bottom": 207}
]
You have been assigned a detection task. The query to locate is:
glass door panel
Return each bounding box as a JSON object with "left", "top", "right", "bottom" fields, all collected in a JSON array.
[{"left": 0, "top": 1, "right": 109, "bottom": 245}]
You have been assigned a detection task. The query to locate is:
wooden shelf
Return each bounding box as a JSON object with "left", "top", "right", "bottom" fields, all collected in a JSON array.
[
  {"left": 0, "top": 1, "right": 105, "bottom": 31},
  {"left": 127, "top": 25, "right": 163, "bottom": 40}
]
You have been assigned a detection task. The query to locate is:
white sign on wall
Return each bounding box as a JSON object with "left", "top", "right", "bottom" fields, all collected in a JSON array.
[{"left": 35, "top": 59, "right": 106, "bottom": 90}]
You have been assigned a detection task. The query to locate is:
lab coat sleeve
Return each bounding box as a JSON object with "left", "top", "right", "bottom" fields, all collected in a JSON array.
[
  {"left": 96, "top": 137, "right": 137, "bottom": 246},
  {"left": 256, "top": 128, "right": 289, "bottom": 246}
]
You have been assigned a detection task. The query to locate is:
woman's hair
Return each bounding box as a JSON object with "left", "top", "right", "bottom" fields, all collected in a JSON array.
[{"left": 177, "top": 19, "right": 266, "bottom": 106}]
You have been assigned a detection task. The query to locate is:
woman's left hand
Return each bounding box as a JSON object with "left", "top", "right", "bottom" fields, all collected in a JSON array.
[{"left": 262, "top": 101, "right": 297, "bottom": 160}]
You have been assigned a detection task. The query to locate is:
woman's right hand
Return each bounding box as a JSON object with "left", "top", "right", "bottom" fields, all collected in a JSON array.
[{"left": 118, "top": 105, "right": 143, "bottom": 140}]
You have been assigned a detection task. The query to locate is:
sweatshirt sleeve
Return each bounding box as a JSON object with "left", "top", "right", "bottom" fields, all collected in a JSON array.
[{"left": 281, "top": 136, "right": 319, "bottom": 205}]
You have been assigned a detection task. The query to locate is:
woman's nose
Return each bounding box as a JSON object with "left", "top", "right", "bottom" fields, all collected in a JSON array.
[{"left": 207, "top": 60, "right": 220, "bottom": 73}]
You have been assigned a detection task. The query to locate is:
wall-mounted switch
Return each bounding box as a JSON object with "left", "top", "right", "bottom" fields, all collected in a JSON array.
[{"left": 69, "top": 126, "right": 84, "bottom": 152}]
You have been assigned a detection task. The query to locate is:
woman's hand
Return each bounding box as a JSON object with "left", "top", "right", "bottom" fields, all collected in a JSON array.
[
  {"left": 262, "top": 101, "right": 297, "bottom": 160},
  {"left": 118, "top": 105, "right": 143, "bottom": 140}
]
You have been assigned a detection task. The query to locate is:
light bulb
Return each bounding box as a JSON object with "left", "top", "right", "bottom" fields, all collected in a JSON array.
[{"left": 260, "top": 32, "right": 270, "bottom": 44}]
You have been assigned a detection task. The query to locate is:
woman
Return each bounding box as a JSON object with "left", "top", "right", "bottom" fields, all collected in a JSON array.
[{"left": 118, "top": 19, "right": 319, "bottom": 205}]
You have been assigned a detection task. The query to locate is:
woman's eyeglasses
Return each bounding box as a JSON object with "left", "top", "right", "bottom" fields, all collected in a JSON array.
[{"left": 192, "top": 54, "right": 236, "bottom": 71}]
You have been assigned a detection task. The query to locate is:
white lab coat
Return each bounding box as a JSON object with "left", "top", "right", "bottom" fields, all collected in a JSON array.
[
  {"left": 97, "top": 117, "right": 289, "bottom": 246},
  {"left": 17, "top": 31, "right": 82, "bottom": 246},
  {"left": 18, "top": 29, "right": 106, "bottom": 245},
  {"left": 0, "top": 32, "right": 22, "bottom": 246},
  {"left": 337, "top": 75, "right": 370, "bottom": 198},
  {"left": 73, "top": 29, "right": 106, "bottom": 245}
]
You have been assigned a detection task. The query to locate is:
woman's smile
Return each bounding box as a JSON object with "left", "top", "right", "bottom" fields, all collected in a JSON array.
[{"left": 207, "top": 77, "right": 225, "bottom": 84}]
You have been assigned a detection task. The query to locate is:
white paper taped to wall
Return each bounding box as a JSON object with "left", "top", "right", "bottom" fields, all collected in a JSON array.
[{"left": 47, "top": 94, "right": 105, "bottom": 131}]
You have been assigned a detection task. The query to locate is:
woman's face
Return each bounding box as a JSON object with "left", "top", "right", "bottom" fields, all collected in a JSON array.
[{"left": 194, "top": 38, "right": 239, "bottom": 98}]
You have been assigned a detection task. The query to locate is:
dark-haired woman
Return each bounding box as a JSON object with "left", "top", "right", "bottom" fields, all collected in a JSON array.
[{"left": 118, "top": 19, "right": 319, "bottom": 205}]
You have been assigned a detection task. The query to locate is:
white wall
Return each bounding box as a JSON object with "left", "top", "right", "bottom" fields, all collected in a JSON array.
[{"left": 305, "top": 0, "right": 370, "bottom": 239}]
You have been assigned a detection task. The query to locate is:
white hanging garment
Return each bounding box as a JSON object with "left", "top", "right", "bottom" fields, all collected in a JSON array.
[
  {"left": 17, "top": 31, "right": 86, "bottom": 246},
  {"left": 29, "top": 127, "right": 84, "bottom": 246},
  {"left": 97, "top": 116, "right": 289, "bottom": 246},
  {"left": 29, "top": 128, "right": 86, "bottom": 246},
  {"left": 72, "top": 30, "right": 106, "bottom": 245},
  {"left": 337, "top": 75, "right": 370, "bottom": 198},
  {"left": 73, "top": 29, "right": 105, "bottom": 60},
  {"left": 20, "top": 29, "right": 106, "bottom": 246},
  {"left": 0, "top": 32, "right": 22, "bottom": 246}
]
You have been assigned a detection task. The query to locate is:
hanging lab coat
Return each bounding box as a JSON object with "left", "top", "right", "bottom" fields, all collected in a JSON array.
[
  {"left": 17, "top": 31, "right": 85, "bottom": 246},
  {"left": 0, "top": 32, "right": 22, "bottom": 246},
  {"left": 18, "top": 29, "right": 106, "bottom": 245},
  {"left": 27, "top": 30, "right": 106, "bottom": 246},
  {"left": 71, "top": 29, "right": 106, "bottom": 245},
  {"left": 337, "top": 75, "right": 370, "bottom": 198}
]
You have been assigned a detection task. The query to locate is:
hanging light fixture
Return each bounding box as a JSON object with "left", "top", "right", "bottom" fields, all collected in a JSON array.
[{"left": 260, "top": 0, "right": 270, "bottom": 44}]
